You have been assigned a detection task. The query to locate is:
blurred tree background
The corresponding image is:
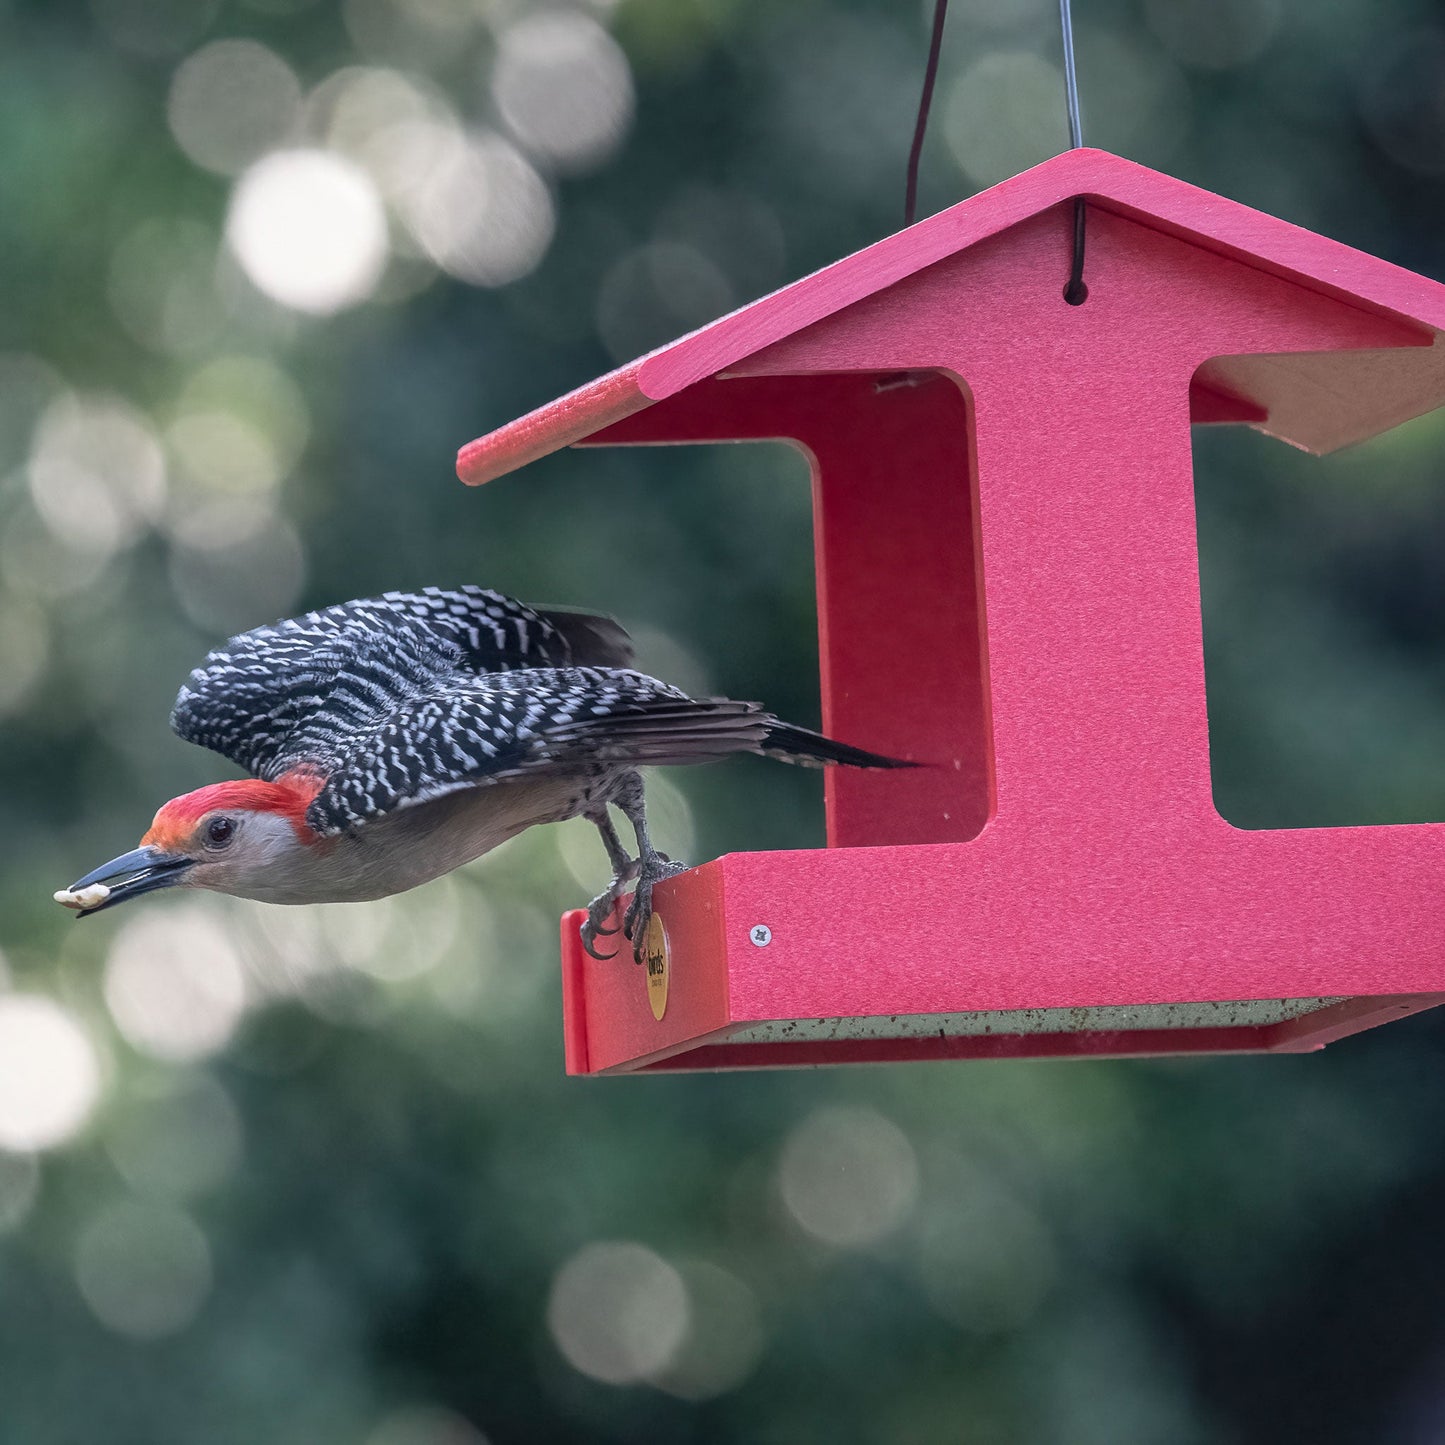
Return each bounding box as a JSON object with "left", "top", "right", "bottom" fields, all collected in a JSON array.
[{"left": 4, "top": 0, "right": 1445, "bottom": 1440}]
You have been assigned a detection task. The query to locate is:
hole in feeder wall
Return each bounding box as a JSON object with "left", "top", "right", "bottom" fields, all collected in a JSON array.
[
  {"left": 783, "top": 369, "right": 994, "bottom": 849},
  {"left": 588, "top": 438, "right": 828, "bottom": 858},
  {"left": 1193, "top": 402, "right": 1445, "bottom": 830},
  {"left": 576, "top": 368, "right": 995, "bottom": 854}
]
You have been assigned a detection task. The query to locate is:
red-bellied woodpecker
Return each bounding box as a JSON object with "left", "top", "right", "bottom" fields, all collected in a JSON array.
[{"left": 55, "top": 586, "right": 909, "bottom": 960}]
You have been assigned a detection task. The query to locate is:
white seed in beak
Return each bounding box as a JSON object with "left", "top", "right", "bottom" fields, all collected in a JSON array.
[{"left": 53, "top": 883, "right": 111, "bottom": 910}]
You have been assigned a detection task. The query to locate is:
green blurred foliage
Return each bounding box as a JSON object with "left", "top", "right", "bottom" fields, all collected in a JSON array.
[{"left": 3, "top": 0, "right": 1445, "bottom": 1441}]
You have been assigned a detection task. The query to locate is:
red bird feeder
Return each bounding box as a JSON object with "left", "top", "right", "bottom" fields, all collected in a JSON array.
[{"left": 458, "top": 149, "right": 1445, "bottom": 1074}]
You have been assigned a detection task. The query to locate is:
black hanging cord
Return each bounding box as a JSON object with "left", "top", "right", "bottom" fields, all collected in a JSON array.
[
  {"left": 1060, "top": 0, "right": 1088, "bottom": 303},
  {"left": 904, "top": 0, "right": 949, "bottom": 227},
  {"left": 1063, "top": 199, "right": 1086, "bottom": 303}
]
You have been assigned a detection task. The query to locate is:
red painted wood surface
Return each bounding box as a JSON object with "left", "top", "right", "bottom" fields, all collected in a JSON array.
[{"left": 461, "top": 149, "right": 1445, "bottom": 1072}]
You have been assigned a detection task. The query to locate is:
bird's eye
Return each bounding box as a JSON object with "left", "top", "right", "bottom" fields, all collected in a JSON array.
[{"left": 205, "top": 816, "right": 235, "bottom": 849}]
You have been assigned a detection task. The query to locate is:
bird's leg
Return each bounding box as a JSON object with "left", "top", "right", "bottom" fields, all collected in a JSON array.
[
  {"left": 613, "top": 770, "right": 688, "bottom": 964},
  {"left": 579, "top": 808, "right": 639, "bottom": 960}
]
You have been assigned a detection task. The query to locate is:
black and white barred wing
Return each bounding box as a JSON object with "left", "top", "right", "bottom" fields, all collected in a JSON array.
[
  {"left": 362, "top": 587, "right": 633, "bottom": 672},
  {"left": 171, "top": 586, "right": 633, "bottom": 778},
  {"left": 172, "top": 624, "right": 467, "bottom": 780},
  {"left": 307, "top": 667, "right": 773, "bottom": 836}
]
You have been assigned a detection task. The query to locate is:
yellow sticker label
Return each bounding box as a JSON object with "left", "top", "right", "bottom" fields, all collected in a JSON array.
[{"left": 644, "top": 913, "right": 669, "bottom": 1022}]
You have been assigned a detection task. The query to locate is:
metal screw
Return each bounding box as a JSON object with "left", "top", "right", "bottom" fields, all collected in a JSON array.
[{"left": 749, "top": 924, "right": 772, "bottom": 947}]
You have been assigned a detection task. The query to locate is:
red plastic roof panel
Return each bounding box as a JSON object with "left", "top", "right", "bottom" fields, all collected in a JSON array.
[{"left": 457, "top": 147, "right": 1445, "bottom": 486}]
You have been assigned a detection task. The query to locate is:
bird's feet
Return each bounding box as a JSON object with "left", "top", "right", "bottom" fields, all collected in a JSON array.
[
  {"left": 580, "top": 859, "right": 640, "bottom": 960},
  {"left": 622, "top": 854, "right": 689, "bottom": 964}
]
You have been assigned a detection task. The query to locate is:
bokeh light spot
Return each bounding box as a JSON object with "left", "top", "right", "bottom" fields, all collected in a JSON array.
[
  {"left": 778, "top": 1105, "right": 920, "bottom": 1247},
  {"left": 168, "top": 503, "right": 306, "bottom": 634},
  {"left": 105, "top": 1072, "right": 243, "bottom": 1201},
  {"left": 105, "top": 905, "right": 249, "bottom": 1062},
  {"left": 399, "top": 131, "right": 554, "bottom": 287},
  {"left": 168, "top": 410, "right": 282, "bottom": 497},
  {"left": 226, "top": 149, "right": 388, "bottom": 313},
  {"left": 392, "top": 0, "right": 477, "bottom": 41},
  {"left": 0, "top": 996, "right": 102, "bottom": 1151},
  {"left": 914, "top": 1161, "right": 1057, "bottom": 1333},
  {"left": 548, "top": 1241, "right": 689, "bottom": 1384},
  {"left": 318, "top": 883, "right": 460, "bottom": 984},
  {"left": 0, "top": 510, "right": 111, "bottom": 600},
  {"left": 1143, "top": 0, "right": 1283, "bottom": 72},
  {"left": 28, "top": 394, "right": 167, "bottom": 559},
  {"left": 595, "top": 241, "right": 734, "bottom": 363},
  {"left": 108, "top": 217, "right": 227, "bottom": 357},
  {"left": 168, "top": 39, "right": 302, "bottom": 175},
  {"left": 1076, "top": 28, "right": 1189, "bottom": 161},
  {"left": 74, "top": 1200, "right": 212, "bottom": 1339},
  {"left": 177, "top": 355, "right": 311, "bottom": 474},
  {"left": 0, "top": 600, "right": 50, "bottom": 718},
  {"left": 944, "top": 50, "right": 1069, "bottom": 188},
  {"left": 650, "top": 1260, "right": 764, "bottom": 1399},
  {"left": 492, "top": 12, "right": 634, "bottom": 173},
  {"left": 365, "top": 1404, "right": 490, "bottom": 1445},
  {"left": 343, "top": 0, "right": 476, "bottom": 63},
  {"left": 312, "top": 67, "right": 456, "bottom": 188}
]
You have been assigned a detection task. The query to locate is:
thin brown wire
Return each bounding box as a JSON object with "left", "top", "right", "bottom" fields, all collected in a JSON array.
[{"left": 904, "top": 0, "right": 949, "bottom": 228}]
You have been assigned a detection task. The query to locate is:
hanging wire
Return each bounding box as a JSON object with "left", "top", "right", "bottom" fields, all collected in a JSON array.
[
  {"left": 904, "top": 0, "right": 949, "bottom": 227},
  {"left": 1060, "top": 0, "right": 1084, "bottom": 148},
  {"left": 1059, "top": 0, "right": 1088, "bottom": 303},
  {"left": 905, "top": 0, "right": 1086, "bottom": 297}
]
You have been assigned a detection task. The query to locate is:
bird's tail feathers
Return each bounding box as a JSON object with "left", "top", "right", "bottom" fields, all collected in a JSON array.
[
  {"left": 548, "top": 696, "right": 917, "bottom": 771},
  {"left": 760, "top": 720, "right": 917, "bottom": 770}
]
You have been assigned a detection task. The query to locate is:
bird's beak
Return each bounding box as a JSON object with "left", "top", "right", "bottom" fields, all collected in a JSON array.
[{"left": 58, "top": 846, "right": 195, "bottom": 917}]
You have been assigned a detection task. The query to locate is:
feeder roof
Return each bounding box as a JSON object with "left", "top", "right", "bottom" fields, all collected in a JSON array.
[{"left": 457, "top": 147, "right": 1445, "bottom": 485}]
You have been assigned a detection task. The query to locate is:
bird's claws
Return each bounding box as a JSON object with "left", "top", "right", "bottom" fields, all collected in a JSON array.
[
  {"left": 580, "top": 878, "right": 630, "bottom": 959},
  {"left": 580, "top": 849, "right": 687, "bottom": 965},
  {"left": 622, "top": 857, "right": 689, "bottom": 962},
  {"left": 624, "top": 910, "right": 648, "bottom": 964},
  {"left": 622, "top": 890, "right": 646, "bottom": 942},
  {"left": 579, "top": 916, "right": 618, "bottom": 959},
  {"left": 581, "top": 932, "right": 618, "bottom": 961}
]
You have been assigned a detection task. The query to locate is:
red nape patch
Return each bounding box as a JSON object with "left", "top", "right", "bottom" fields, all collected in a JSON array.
[{"left": 143, "top": 772, "right": 323, "bottom": 850}]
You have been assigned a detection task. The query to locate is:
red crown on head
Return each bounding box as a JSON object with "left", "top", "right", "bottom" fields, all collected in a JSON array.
[{"left": 143, "top": 773, "right": 322, "bottom": 850}]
